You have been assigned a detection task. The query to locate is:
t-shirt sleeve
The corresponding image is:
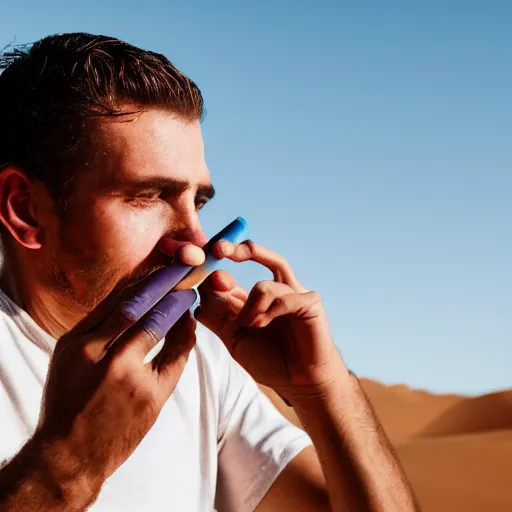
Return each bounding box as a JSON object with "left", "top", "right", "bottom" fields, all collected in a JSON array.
[{"left": 214, "top": 342, "right": 312, "bottom": 512}]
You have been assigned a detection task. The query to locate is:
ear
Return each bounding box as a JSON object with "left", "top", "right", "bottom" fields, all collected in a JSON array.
[{"left": 0, "top": 167, "right": 50, "bottom": 250}]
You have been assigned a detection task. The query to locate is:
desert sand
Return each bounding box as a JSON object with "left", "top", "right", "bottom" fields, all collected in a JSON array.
[{"left": 260, "top": 381, "right": 512, "bottom": 511}]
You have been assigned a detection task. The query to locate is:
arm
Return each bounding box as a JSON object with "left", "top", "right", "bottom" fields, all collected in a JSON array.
[
  {"left": 257, "top": 375, "right": 419, "bottom": 512},
  {"left": 256, "top": 445, "right": 330, "bottom": 511},
  {"left": 196, "top": 240, "right": 418, "bottom": 512},
  {"left": 0, "top": 437, "right": 97, "bottom": 511},
  {"left": 1, "top": 256, "right": 201, "bottom": 511},
  {"left": 293, "top": 366, "right": 418, "bottom": 511}
]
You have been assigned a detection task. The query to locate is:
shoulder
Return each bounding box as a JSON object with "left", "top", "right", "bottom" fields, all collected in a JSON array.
[
  {"left": 0, "top": 291, "right": 26, "bottom": 348},
  {"left": 0, "top": 290, "right": 55, "bottom": 354},
  {"left": 188, "top": 322, "right": 233, "bottom": 397},
  {"left": 194, "top": 322, "right": 232, "bottom": 369},
  {"left": 192, "top": 322, "right": 254, "bottom": 418}
]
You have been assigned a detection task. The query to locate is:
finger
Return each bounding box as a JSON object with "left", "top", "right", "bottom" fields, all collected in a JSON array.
[
  {"left": 237, "top": 281, "right": 292, "bottom": 327},
  {"left": 140, "top": 289, "right": 198, "bottom": 342},
  {"left": 176, "top": 244, "right": 206, "bottom": 267},
  {"left": 212, "top": 240, "right": 306, "bottom": 292},
  {"left": 201, "top": 270, "right": 236, "bottom": 293},
  {"left": 197, "top": 272, "right": 247, "bottom": 319},
  {"left": 81, "top": 303, "right": 137, "bottom": 363},
  {"left": 111, "top": 289, "right": 198, "bottom": 361},
  {"left": 158, "top": 241, "right": 206, "bottom": 267},
  {"left": 66, "top": 263, "right": 197, "bottom": 345},
  {"left": 231, "top": 285, "right": 249, "bottom": 301},
  {"left": 248, "top": 291, "right": 322, "bottom": 328},
  {"left": 84, "top": 289, "right": 197, "bottom": 362},
  {"left": 118, "top": 264, "right": 196, "bottom": 323},
  {"left": 218, "top": 285, "right": 249, "bottom": 319}
]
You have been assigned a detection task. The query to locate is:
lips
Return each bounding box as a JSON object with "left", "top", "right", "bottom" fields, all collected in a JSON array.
[{"left": 158, "top": 238, "right": 191, "bottom": 258}]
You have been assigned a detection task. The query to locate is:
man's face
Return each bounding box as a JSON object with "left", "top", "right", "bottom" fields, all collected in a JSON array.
[{"left": 45, "top": 110, "right": 212, "bottom": 310}]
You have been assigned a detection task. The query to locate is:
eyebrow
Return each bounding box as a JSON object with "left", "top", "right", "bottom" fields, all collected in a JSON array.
[{"left": 118, "top": 176, "right": 216, "bottom": 200}]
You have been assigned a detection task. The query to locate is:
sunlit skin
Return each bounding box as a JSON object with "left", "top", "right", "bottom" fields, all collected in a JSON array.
[
  {"left": 0, "top": 108, "right": 418, "bottom": 511},
  {"left": 54, "top": 111, "right": 212, "bottom": 304},
  {"left": 0, "top": 111, "right": 211, "bottom": 336}
]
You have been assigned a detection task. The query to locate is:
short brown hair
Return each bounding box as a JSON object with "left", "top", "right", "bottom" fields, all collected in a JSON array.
[{"left": 0, "top": 33, "right": 204, "bottom": 210}]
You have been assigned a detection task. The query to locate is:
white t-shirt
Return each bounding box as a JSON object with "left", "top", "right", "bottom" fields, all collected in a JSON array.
[{"left": 0, "top": 289, "right": 311, "bottom": 511}]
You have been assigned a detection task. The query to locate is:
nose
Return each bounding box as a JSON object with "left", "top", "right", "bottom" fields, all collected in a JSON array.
[
  {"left": 188, "top": 225, "right": 208, "bottom": 248},
  {"left": 160, "top": 214, "right": 208, "bottom": 255}
]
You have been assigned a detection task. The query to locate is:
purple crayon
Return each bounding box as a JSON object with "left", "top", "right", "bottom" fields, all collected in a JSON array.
[
  {"left": 141, "top": 289, "right": 198, "bottom": 341},
  {"left": 120, "top": 264, "right": 195, "bottom": 323}
]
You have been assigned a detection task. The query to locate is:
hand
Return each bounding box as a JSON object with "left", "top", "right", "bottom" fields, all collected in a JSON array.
[
  {"left": 32, "top": 246, "right": 203, "bottom": 503},
  {"left": 196, "top": 241, "right": 345, "bottom": 404}
]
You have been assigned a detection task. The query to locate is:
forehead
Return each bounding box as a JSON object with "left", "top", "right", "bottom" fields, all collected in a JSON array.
[{"left": 94, "top": 110, "right": 209, "bottom": 186}]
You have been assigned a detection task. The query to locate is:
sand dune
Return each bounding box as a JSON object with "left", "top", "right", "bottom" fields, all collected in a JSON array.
[
  {"left": 359, "top": 378, "right": 463, "bottom": 441},
  {"left": 417, "top": 389, "right": 512, "bottom": 437},
  {"left": 259, "top": 379, "right": 512, "bottom": 511},
  {"left": 397, "top": 432, "right": 512, "bottom": 512}
]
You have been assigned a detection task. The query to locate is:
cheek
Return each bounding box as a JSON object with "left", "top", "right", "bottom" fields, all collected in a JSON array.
[{"left": 87, "top": 201, "right": 167, "bottom": 263}]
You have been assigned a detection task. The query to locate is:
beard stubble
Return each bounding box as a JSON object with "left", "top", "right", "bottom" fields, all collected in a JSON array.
[{"left": 44, "top": 220, "right": 165, "bottom": 312}]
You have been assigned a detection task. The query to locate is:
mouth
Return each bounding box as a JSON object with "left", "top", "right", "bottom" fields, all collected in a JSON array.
[
  {"left": 158, "top": 238, "right": 192, "bottom": 261},
  {"left": 112, "top": 239, "right": 192, "bottom": 294}
]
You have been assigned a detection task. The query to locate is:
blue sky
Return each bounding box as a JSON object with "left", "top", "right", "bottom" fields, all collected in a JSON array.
[{"left": 1, "top": 1, "right": 510, "bottom": 394}]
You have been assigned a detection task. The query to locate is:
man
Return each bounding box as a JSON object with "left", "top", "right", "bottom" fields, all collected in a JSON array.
[{"left": 0, "top": 33, "right": 417, "bottom": 511}]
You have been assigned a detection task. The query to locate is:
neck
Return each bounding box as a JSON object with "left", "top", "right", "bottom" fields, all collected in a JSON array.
[{"left": 0, "top": 252, "right": 87, "bottom": 339}]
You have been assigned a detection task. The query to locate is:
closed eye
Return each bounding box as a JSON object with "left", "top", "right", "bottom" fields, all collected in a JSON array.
[
  {"left": 125, "top": 190, "right": 162, "bottom": 207},
  {"left": 135, "top": 191, "right": 161, "bottom": 200},
  {"left": 195, "top": 197, "right": 209, "bottom": 211}
]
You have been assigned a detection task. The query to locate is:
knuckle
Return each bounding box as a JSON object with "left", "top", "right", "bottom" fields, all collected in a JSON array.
[
  {"left": 128, "top": 380, "right": 157, "bottom": 411},
  {"left": 254, "top": 280, "right": 274, "bottom": 295},
  {"left": 118, "top": 309, "right": 138, "bottom": 327},
  {"left": 107, "top": 359, "right": 155, "bottom": 400},
  {"left": 106, "top": 309, "right": 137, "bottom": 339},
  {"left": 133, "top": 383, "right": 157, "bottom": 407},
  {"left": 309, "top": 291, "right": 322, "bottom": 302},
  {"left": 107, "top": 357, "right": 132, "bottom": 382},
  {"left": 118, "top": 293, "right": 152, "bottom": 323},
  {"left": 271, "top": 296, "right": 287, "bottom": 310},
  {"left": 141, "top": 312, "right": 166, "bottom": 340},
  {"left": 308, "top": 291, "right": 323, "bottom": 304},
  {"left": 241, "top": 239, "right": 256, "bottom": 254},
  {"left": 137, "top": 329, "right": 161, "bottom": 353}
]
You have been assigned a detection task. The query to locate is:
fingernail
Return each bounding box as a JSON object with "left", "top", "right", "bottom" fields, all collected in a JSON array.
[
  {"left": 217, "top": 240, "right": 230, "bottom": 253},
  {"left": 227, "top": 295, "right": 245, "bottom": 310},
  {"left": 141, "top": 289, "right": 198, "bottom": 340}
]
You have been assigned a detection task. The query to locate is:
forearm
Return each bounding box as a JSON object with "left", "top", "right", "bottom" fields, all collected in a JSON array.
[
  {"left": 0, "top": 436, "right": 99, "bottom": 512},
  {"left": 291, "top": 360, "right": 418, "bottom": 512}
]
